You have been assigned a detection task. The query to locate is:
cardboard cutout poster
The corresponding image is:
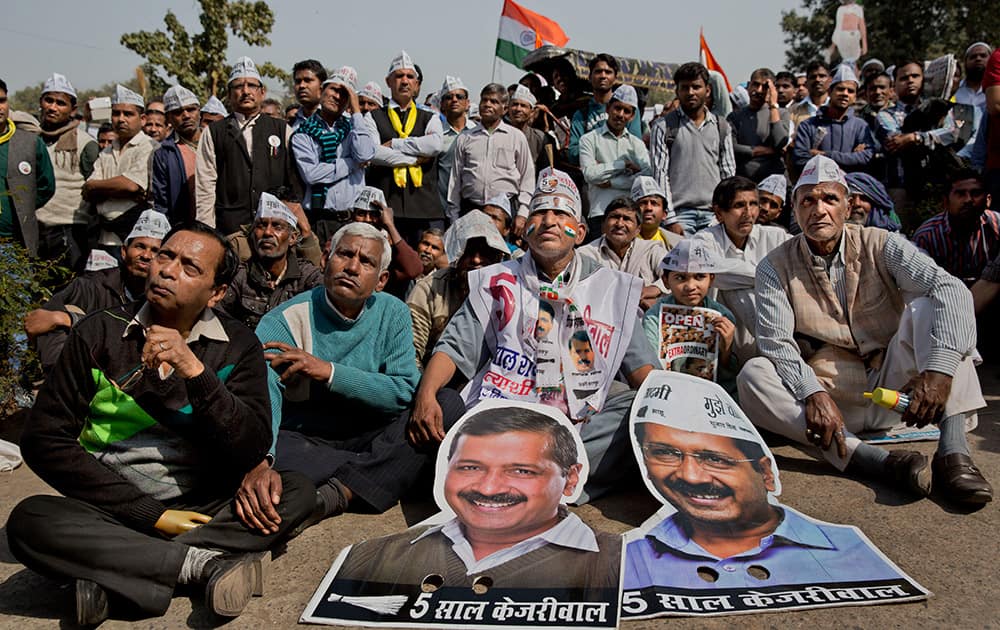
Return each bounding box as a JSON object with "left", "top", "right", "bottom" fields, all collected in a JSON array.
[
  {"left": 656, "top": 304, "right": 720, "bottom": 382},
  {"left": 621, "top": 371, "right": 929, "bottom": 619},
  {"left": 302, "top": 400, "right": 623, "bottom": 629}
]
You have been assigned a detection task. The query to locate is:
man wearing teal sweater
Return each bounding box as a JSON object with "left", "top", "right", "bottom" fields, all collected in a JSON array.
[{"left": 237, "top": 222, "right": 423, "bottom": 533}]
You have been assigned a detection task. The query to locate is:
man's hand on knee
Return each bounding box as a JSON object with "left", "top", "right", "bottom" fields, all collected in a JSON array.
[
  {"left": 901, "top": 371, "right": 952, "bottom": 428},
  {"left": 805, "top": 391, "right": 847, "bottom": 459},
  {"left": 408, "top": 391, "right": 445, "bottom": 446},
  {"left": 235, "top": 459, "right": 283, "bottom": 535}
]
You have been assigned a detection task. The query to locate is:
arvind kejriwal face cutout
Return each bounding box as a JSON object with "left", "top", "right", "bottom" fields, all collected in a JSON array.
[
  {"left": 621, "top": 371, "right": 928, "bottom": 620},
  {"left": 302, "top": 400, "right": 623, "bottom": 629}
]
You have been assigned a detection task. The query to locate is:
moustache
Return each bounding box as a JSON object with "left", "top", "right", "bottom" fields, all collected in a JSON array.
[
  {"left": 258, "top": 236, "right": 278, "bottom": 247},
  {"left": 457, "top": 490, "right": 527, "bottom": 506},
  {"left": 664, "top": 478, "right": 733, "bottom": 500}
]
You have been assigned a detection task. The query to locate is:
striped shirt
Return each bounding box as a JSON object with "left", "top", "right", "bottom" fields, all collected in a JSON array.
[
  {"left": 756, "top": 231, "right": 976, "bottom": 400},
  {"left": 911, "top": 210, "right": 1000, "bottom": 283},
  {"left": 414, "top": 507, "right": 599, "bottom": 574}
]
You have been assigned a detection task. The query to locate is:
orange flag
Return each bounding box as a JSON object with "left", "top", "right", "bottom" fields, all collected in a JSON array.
[{"left": 699, "top": 28, "right": 731, "bottom": 93}]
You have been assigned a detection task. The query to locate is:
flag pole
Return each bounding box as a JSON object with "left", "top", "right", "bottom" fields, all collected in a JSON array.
[{"left": 492, "top": 0, "right": 504, "bottom": 82}]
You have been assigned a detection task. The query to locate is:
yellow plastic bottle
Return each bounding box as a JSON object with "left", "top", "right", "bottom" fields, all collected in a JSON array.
[{"left": 863, "top": 387, "right": 911, "bottom": 413}]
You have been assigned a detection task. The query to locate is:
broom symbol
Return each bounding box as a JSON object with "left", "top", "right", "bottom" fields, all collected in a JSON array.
[{"left": 326, "top": 592, "right": 409, "bottom": 615}]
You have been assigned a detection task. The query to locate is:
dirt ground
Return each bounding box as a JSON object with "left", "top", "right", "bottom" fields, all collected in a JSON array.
[{"left": 1, "top": 371, "right": 998, "bottom": 630}]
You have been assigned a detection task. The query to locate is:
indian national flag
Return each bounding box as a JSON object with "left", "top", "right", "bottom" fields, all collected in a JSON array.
[{"left": 496, "top": 0, "right": 569, "bottom": 68}]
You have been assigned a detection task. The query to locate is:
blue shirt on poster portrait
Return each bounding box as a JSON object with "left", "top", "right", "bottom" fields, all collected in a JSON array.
[{"left": 624, "top": 507, "right": 902, "bottom": 590}]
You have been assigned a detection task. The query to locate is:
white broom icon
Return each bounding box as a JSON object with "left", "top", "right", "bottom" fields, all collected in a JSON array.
[{"left": 326, "top": 592, "right": 410, "bottom": 615}]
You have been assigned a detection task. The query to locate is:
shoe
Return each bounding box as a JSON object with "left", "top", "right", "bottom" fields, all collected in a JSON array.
[
  {"left": 933, "top": 453, "right": 993, "bottom": 505},
  {"left": 203, "top": 553, "right": 263, "bottom": 617},
  {"left": 75, "top": 579, "right": 109, "bottom": 627},
  {"left": 884, "top": 450, "right": 932, "bottom": 497}
]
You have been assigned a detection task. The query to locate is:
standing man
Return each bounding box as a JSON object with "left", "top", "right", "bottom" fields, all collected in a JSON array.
[
  {"left": 357, "top": 82, "right": 384, "bottom": 114},
  {"left": 507, "top": 84, "right": 557, "bottom": 175},
  {"left": 447, "top": 83, "right": 535, "bottom": 223},
  {"left": 789, "top": 61, "right": 831, "bottom": 130},
  {"left": 84, "top": 85, "right": 157, "bottom": 254},
  {"left": 727, "top": 68, "right": 790, "bottom": 182},
  {"left": 152, "top": 85, "right": 201, "bottom": 224},
  {"left": 649, "top": 62, "right": 736, "bottom": 235},
  {"left": 290, "top": 59, "right": 327, "bottom": 130},
  {"left": 196, "top": 56, "right": 301, "bottom": 236},
  {"left": 366, "top": 51, "right": 444, "bottom": 244},
  {"left": 738, "top": 155, "right": 991, "bottom": 506},
  {"left": 435, "top": 76, "right": 474, "bottom": 213},
  {"left": 200, "top": 96, "right": 227, "bottom": 127},
  {"left": 291, "top": 66, "right": 377, "bottom": 247},
  {"left": 36, "top": 73, "right": 98, "bottom": 269},
  {"left": 955, "top": 43, "right": 993, "bottom": 109},
  {"left": 579, "top": 85, "right": 651, "bottom": 239},
  {"left": 568, "top": 53, "right": 642, "bottom": 165},
  {"left": 8, "top": 223, "right": 315, "bottom": 624},
  {"left": 791, "top": 64, "right": 875, "bottom": 177}
]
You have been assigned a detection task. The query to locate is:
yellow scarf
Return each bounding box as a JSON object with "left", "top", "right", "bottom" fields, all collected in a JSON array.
[
  {"left": 0, "top": 120, "right": 15, "bottom": 145},
  {"left": 386, "top": 103, "right": 423, "bottom": 188}
]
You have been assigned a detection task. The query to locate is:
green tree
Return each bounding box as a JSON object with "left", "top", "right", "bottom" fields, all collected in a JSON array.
[
  {"left": 781, "top": 0, "right": 1000, "bottom": 72},
  {"left": 120, "top": 0, "right": 288, "bottom": 100}
]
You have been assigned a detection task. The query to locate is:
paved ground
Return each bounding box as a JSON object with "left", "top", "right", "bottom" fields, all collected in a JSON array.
[{"left": 1, "top": 371, "right": 998, "bottom": 629}]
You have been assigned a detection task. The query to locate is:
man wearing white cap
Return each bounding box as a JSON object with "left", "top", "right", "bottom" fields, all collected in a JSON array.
[
  {"left": 152, "top": 85, "right": 201, "bottom": 223},
  {"left": 348, "top": 185, "right": 424, "bottom": 298},
  {"left": 199, "top": 95, "right": 227, "bottom": 127},
  {"left": 480, "top": 193, "right": 522, "bottom": 256},
  {"left": 410, "top": 168, "right": 658, "bottom": 503},
  {"left": 35, "top": 73, "right": 99, "bottom": 269},
  {"left": 579, "top": 84, "right": 650, "bottom": 240},
  {"left": 756, "top": 173, "right": 788, "bottom": 225},
  {"left": 955, "top": 43, "right": 993, "bottom": 109},
  {"left": 507, "top": 84, "right": 556, "bottom": 175},
  {"left": 196, "top": 56, "right": 302, "bottom": 235},
  {"left": 631, "top": 175, "right": 682, "bottom": 247},
  {"left": 357, "top": 81, "right": 384, "bottom": 114},
  {"left": 690, "top": 176, "right": 790, "bottom": 364},
  {"left": 738, "top": 154, "right": 991, "bottom": 506},
  {"left": 84, "top": 85, "right": 158, "bottom": 252},
  {"left": 220, "top": 193, "right": 322, "bottom": 329},
  {"left": 26, "top": 209, "right": 169, "bottom": 373},
  {"left": 408, "top": 210, "right": 509, "bottom": 368},
  {"left": 435, "top": 75, "right": 475, "bottom": 212},
  {"left": 366, "top": 51, "right": 444, "bottom": 242},
  {"left": 650, "top": 62, "right": 736, "bottom": 236},
  {"left": 447, "top": 82, "right": 534, "bottom": 225},
  {"left": 291, "top": 65, "right": 377, "bottom": 248},
  {"left": 791, "top": 63, "right": 875, "bottom": 177}
]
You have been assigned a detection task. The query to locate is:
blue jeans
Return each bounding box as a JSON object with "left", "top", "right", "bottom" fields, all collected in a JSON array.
[{"left": 673, "top": 207, "right": 715, "bottom": 236}]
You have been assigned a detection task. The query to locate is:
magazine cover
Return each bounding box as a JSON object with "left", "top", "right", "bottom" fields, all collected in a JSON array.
[
  {"left": 621, "top": 371, "right": 930, "bottom": 619},
  {"left": 302, "top": 400, "right": 623, "bottom": 629},
  {"left": 657, "top": 303, "right": 720, "bottom": 382}
]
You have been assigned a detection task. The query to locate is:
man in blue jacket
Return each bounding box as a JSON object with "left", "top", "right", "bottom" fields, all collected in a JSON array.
[
  {"left": 792, "top": 64, "right": 875, "bottom": 178},
  {"left": 152, "top": 85, "right": 201, "bottom": 223}
]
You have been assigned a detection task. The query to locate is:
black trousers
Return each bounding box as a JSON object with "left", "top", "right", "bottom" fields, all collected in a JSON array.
[
  {"left": 6, "top": 470, "right": 314, "bottom": 617},
  {"left": 274, "top": 390, "right": 467, "bottom": 512}
]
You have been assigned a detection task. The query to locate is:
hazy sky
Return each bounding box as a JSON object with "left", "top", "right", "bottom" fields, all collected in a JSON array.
[{"left": 2, "top": 0, "right": 808, "bottom": 99}]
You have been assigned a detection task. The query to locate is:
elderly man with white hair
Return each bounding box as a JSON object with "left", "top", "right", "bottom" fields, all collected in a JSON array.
[
  {"left": 738, "top": 155, "right": 992, "bottom": 506},
  {"left": 239, "top": 221, "right": 424, "bottom": 532}
]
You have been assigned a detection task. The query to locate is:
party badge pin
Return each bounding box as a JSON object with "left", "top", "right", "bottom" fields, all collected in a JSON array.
[{"left": 18, "top": 161, "right": 31, "bottom": 175}]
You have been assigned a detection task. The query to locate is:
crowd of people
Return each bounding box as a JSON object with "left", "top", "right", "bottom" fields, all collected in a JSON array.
[{"left": 1, "top": 39, "right": 998, "bottom": 624}]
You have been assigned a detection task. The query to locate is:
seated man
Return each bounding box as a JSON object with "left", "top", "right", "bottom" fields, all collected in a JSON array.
[
  {"left": 755, "top": 173, "right": 788, "bottom": 227},
  {"left": 337, "top": 404, "right": 620, "bottom": 599},
  {"left": 349, "top": 186, "right": 423, "bottom": 298},
  {"left": 845, "top": 171, "right": 902, "bottom": 231},
  {"left": 409, "top": 168, "right": 657, "bottom": 502},
  {"left": 26, "top": 209, "right": 170, "bottom": 373},
  {"left": 220, "top": 193, "right": 323, "bottom": 329},
  {"left": 691, "top": 176, "right": 790, "bottom": 364},
  {"left": 8, "top": 223, "right": 314, "bottom": 624},
  {"left": 578, "top": 197, "right": 667, "bottom": 310},
  {"left": 738, "top": 155, "right": 992, "bottom": 506},
  {"left": 481, "top": 193, "right": 524, "bottom": 257},
  {"left": 912, "top": 169, "right": 999, "bottom": 285},
  {"left": 242, "top": 223, "right": 423, "bottom": 533},
  {"left": 408, "top": 211, "right": 508, "bottom": 369},
  {"left": 415, "top": 227, "right": 448, "bottom": 280},
  {"left": 631, "top": 176, "right": 682, "bottom": 247}
]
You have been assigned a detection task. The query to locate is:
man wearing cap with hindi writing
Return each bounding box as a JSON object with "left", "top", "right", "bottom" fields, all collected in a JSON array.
[
  {"left": 196, "top": 56, "right": 302, "bottom": 236},
  {"left": 220, "top": 193, "right": 322, "bottom": 330},
  {"left": 36, "top": 72, "right": 99, "bottom": 269},
  {"left": 738, "top": 154, "right": 992, "bottom": 506},
  {"left": 436, "top": 75, "right": 475, "bottom": 213},
  {"left": 152, "top": 85, "right": 202, "bottom": 224},
  {"left": 409, "top": 167, "right": 658, "bottom": 503},
  {"left": 625, "top": 372, "right": 904, "bottom": 592},
  {"left": 365, "top": 51, "right": 444, "bottom": 243},
  {"left": 291, "top": 65, "right": 377, "bottom": 248}
]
